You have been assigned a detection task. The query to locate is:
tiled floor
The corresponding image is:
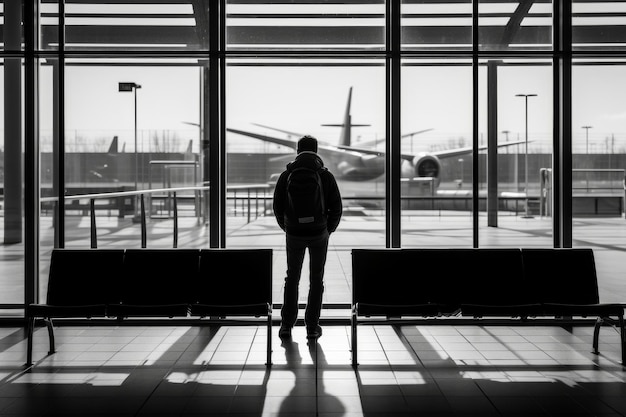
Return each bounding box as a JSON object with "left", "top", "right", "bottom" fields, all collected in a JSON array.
[{"left": 1, "top": 322, "right": 625, "bottom": 416}]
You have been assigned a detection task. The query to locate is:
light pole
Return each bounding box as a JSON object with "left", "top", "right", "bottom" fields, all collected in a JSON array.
[
  {"left": 119, "top": 82, "right": 142, "bottom": 191},
  {"left": 516, "top": 93, "right": 537, "bottom": 218},
  {"left": 119, "top": 82, "right": 142, "bottom": 222},
  {"left": 582, "top": 125, "right": 592, "bottom": 154}
]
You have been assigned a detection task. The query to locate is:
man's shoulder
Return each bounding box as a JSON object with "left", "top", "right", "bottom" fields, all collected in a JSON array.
[{"left": 319, "top": 166, "right": 335, "bottom": 179}]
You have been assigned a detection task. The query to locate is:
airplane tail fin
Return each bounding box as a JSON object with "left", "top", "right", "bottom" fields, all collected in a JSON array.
[
  {"left": 107, "top": 136, "right": 119, "bottom": 154},
  {"left": 321, "top": 86, "right": 369, "bottom": 147},
  {"left": 185, "top": 139, "right": 193, "bottom": 154}
]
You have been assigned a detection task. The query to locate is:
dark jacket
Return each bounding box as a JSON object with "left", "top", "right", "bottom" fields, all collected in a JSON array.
[{"left": 273, "top": 151, "right": 343, "bottom": 236}]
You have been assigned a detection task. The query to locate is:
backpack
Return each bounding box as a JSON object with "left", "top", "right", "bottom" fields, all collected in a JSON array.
[{"left": 285, "top": 166, "right": 327, "bottom": 229}]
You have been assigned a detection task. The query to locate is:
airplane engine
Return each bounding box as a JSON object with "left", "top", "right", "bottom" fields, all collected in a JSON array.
[{"left": 409, "top": 154, "right": 441, "bottom": 186}]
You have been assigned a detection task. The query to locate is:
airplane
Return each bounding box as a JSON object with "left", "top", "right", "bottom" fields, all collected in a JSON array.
[
  {"left": 88, "top": 135, "right": 120, "bottom": 180},
  {"left": 84, "top": 136, "right": 196, "bottom": 184},
  {"left": 227, "top": 87, "right": 526, "bottom": 188}
]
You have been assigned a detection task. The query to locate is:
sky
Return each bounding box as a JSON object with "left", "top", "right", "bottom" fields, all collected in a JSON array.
[{"left": 20, "top": 61, "right": 626, "bottom": 155}]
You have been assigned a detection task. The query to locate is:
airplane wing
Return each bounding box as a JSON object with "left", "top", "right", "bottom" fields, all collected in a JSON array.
[
  {"left": 354, "top": 128, "right": 434, "bottom": 148},
  {"left": 229, "top": 126, "right": 527, "bottom": 161},
  {"left": 228, "top": 127, "right": 375, "bottom": 159},
  {"left": 342, "top": 139, "right": 529, "bottom": 162},
  {"left": 425, "top": 139, "right": 528, "bottom": 160},
  {"left": 251, "top": 123, "right": 304, "bottom": 138},
  {"left": 227, "top": 127, "right": 299, "bottom": 150}
]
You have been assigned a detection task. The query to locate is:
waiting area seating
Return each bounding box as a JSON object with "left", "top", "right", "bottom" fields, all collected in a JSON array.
[
  {"left": 28, "top": 246, "right": 625, "bottom": 371},
  {"left": 26, "top": 248, "right": 273, "bottom": 367},
  {"left": 351, "top": 248, "right": 625, "bottom": 367}
]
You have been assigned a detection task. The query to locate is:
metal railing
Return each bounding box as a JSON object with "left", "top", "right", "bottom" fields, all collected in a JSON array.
[
  {"left": 40, "top": 184, "right": 274, "bottom": 249},
  {"left": 41, "top": 186, "right": 211, "bottom": 249}
]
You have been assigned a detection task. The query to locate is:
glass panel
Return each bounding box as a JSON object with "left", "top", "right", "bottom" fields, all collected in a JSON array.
[
  {"left": 0, "top": 58, "right": 25, "bottom": 311},
  {"left": 40, "top": 58, "right": 55, "bottom": 302},
  {"left": 64, "top": 1, "right": 211, "bottom": 51},
  {"left": 573, "top": 0, "right": 626, "bottom": 51},
  {"left": 226, "top": 58, "right": 386, "bottom": 307},
  {"left": 572, "top": 60, "right": 626, "bottom": 303},
  {"left": 401, "top": 59, "right": 474, "bottom": 246},
  {"left": 478, "top": 59, "right": 553, "bottom": 247},
  {"left": 2, "top": 1, "right": 23, "bottom": 52},
  {"left": 63, "top": 58, "right": 204, "bottom": 249},
  {"left": 226, "top": 0, "right": 385, "bottom": 51},
  {"left": 402, "top": 0, "right": 552, "bottom": 52},
  {"left": 41, "top": 0, "right": 59, "bottom": 51},
  {"left": 479, "top": 0, "right": 552, "bottom": 51},
  {"left": 402, "top": 0, "right": 472, "bottom": 51}
]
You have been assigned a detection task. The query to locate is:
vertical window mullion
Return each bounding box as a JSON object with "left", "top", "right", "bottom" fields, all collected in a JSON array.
[
  {"left": 24, "top": 0, "right": 40, "bottom": 306},
  {"left": 554, "top": 0, "right": 573, "bottom": 248},
  {"left": 208, "top": 0, "right": 224, "bottom": 248},
  {"left": 472, "top": 0, "right": 479, "bottom": 248},
  {"left": 387, "top": 0, "right": 401, "bottom": 248},
  {"left": 219, "top": 0, "right": 227, "bottom": 248},
  {"left": 55, "top": 0, "right": 66, "bottom": 248}
]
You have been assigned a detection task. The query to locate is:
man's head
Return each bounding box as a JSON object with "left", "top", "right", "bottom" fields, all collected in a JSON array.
[{"left": 297, "top": 135, "right": 318, "bottom": 154}]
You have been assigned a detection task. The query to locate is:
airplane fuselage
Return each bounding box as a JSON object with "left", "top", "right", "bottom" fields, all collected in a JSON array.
[{"left": 321, "top": 148, "right": 385, "bottom": 181}]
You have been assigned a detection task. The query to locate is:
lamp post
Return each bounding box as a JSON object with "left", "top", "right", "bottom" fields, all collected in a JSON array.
[
  {"left": 119, "top": 82, "right": 142, "bottom": 222},
  {"left": 118, "top": 82, "right": 142, "bottom": 191},
  {"left": 582, "top": 125, "right": 592, "bottom": 154},
  {"left": 515, "top": 93, "right": 537, "bottom": 218}
]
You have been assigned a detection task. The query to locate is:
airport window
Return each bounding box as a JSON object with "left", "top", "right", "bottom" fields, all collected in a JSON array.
[
  {"left": 479, "top": 0, "right": 553, "bottom": 51},
  {"left": 477, "top": 58, "right": 554, "bottom": 248},
  {"left": 60, "top": 2, "right": 209, "bottom": 51},
  {"left": 400, "top": 59, "right": 474, "bottom": 247},
  {"left": 39, "top": 58, "right": 57, "bottom": 301},
  {"left": 40, "top": 0, "right": 59, "bottom": 51},
  {"left": 571, "top": 61, "right": 626, "bottom": 303},
  {"left": 61, "top": 58, "right": 203, "bottom": 251},
  {"left": 572, "top": 0, "right": 626, "bottom": 51},
  {"left": 1, "top": 57, "right": 26, "bottom": 310},
  {"left": 225, "top": 58, "right": 387, "bottom": 249},
  {"left": 1, "top": 1, "right": 625, "bottom": 312},
  {"left": 226, "top": 1, "right": 386, "bottom": 51},
  {"left": 402, "top": 0, "right": 473, "bottom": 50}
]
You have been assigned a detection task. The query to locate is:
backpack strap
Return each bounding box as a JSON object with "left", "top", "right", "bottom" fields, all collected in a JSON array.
[{"left": 318, "top": 168, "right": 326, "bottom": 213}]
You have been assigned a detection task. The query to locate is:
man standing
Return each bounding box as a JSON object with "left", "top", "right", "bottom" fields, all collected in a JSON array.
[{"left": 273, "top": 135, "right": 343, "bottom": 339}]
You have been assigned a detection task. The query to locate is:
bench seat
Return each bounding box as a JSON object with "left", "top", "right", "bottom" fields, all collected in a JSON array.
[
  {"left": 351, "top": 248, "right": 625, "bottom": 368},
  {"left": 26, "top": 248, "right": 273, "bottom": 367}
]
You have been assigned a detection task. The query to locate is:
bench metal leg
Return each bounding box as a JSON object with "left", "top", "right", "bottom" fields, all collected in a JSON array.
[
  {"left": 351, "top": 307, "right": 358, "bottom": 368},
  {"left": 266, "top": 306, "right": 272, "bottom": 367},
  {"left": 45, "top": 318, "right": 56, "bottom": 355},
  {"left": 593, "top": 317, "right": 603, "bottom": 355},
  {"left": 619, "top": 315, "right": 625, "bottom": 365},
  {"left": 25, "top": 317, "right": 35, "bottom": 367},
  {"left": 593, "top": 315, "right": 626, "bottom": 366}
]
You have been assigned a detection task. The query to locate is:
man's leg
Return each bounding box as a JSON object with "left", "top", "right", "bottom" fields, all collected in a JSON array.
[
  {"left": 281, "top": 234, "right": 307, "bottom": 331},
  {"left": 305, "top": 231, "right": 329, "bottom": 337}
]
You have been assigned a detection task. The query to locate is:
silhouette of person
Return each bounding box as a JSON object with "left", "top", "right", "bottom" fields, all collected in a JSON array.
[{"left": 273, "top": 135, "right": 342, "bottom": 339}]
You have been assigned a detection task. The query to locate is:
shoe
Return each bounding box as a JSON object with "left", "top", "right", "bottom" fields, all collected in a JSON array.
[
  {"left": 306, "top": 325, "right": 322, "bottom": 339},
  {"left": 279, "top": 325, "right": 292, "bottom": 339}
]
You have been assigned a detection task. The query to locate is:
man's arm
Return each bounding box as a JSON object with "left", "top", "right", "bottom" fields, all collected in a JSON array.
[
  {"left": 325, "top": 173, "right": 343, "bottom": 234},
  {"left": 273, "top": 172, "right": 287, "bottom": 231}
]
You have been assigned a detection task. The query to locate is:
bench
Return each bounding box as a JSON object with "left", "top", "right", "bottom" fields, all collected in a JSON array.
[
  {"left": 351, "top": 248, "right": 625, "bottom": 367},
  {"left": 26, "top": 248, "right": 273, "bottom": 367}
]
